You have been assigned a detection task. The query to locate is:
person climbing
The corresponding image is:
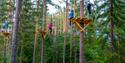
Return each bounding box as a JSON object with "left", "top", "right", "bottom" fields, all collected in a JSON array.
[
  {"left": 2, "top": 21, "right": 9, "bottom": 29},
  {"left": 48, "top": 22, "right": 53, "bottom": 34},
  {"left": 2, "top": 21, "right": 9, "bottom": 32},
  {"left": 87, "top": 2, "right": 92, "bottom": 15},
  {"left": 68, "top": 9, "right": 74, "bottom": 26}
]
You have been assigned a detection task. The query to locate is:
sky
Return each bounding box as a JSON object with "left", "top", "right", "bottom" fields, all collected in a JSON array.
[
  {"left": 48, "top": 0, "right": 94, "bottom": 14},
  {"left": 48, "top": 0, "right": 65, "bottom": 14}
]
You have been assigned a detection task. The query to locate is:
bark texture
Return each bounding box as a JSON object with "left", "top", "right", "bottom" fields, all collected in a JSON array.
[
  {"left": 79, "top": 0, "right": 85, "bottom": 63},
  {"left": 11, "top": 0, "right": 22, "bottom": 63}
]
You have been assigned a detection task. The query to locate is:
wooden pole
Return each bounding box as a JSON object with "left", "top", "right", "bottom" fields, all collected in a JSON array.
[
  {"left": 70, "top": 0, "right": 74, "bottom": 63},
  {"left": 41, "top": 0, "right": 46, "bottom": 63},
  {"left": 2, "top": 36, "right": 7, "bottom": 63},
  {"left": 79, "top": 0, "right": 85, "bottom": 63},
  {"left": 70, "top": 32, "right": 72, "bottom": 63},
  {"left": 74, "top": 0, "right": 77, "bottom": 63},
  {"left": 63, "top": 0, "right": 68, "bottom": 63},
  {"left": 2, "top": 0, "right": 11, "bottom": 63},
  {"left": 11, "top": 0, "right": 22, "bottom": 63},
  {"left": 8, "top": 0, "right": 11, "bottom": 18},
  {"left": 32, "top": 0, "right": 39, "bottom": 63},
  {"left": 59, "top": 12, "right": 62, "bottom": 34}
]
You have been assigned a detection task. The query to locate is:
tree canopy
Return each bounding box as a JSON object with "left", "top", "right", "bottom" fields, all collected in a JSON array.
[{"left": 0, "top": 0, "right": 125, "bottom": 63}]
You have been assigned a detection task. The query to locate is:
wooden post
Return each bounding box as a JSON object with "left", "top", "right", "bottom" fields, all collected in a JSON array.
[
  {"left": 70, "top": 1, "right": 74, "bottom": 63},
  {"left": 2, "top": 36, "right": 7, "bottom": 63},
  {"left": 70, "top": 31, "right": 72, "bottom": 63},
  {"left": 11, "top": 0, "right": 22, "bottom": 63},
  {"left": 74, "top": 0, "right": 77, "bottom": 63},
  {"left": 8, "top": 0, "right": 11, "bottom": 18},
  {"left": 79, "top": 0, "right": 85, "bottom": 63},
  {"left": 32, "top": 0, "right": 39, "bottom": 63},
  {"left": 63, "top": 0, "right": 68, "bottom": 63},
  {"left": 41, "top": 0, "right": 46, "bottom": 63}
]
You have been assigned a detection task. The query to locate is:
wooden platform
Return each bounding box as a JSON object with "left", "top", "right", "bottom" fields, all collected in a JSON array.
[
  {"left": 2, "top": 32, "right": 10, "bottom": 37},
  {"left": 71, "top": 17, "right": 92, "bottom": 32},
  {"left": 39, "top": 30, "right": 46, "bottom": 38}
]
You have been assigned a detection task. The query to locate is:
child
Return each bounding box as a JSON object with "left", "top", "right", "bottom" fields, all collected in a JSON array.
[
  {"left": 2, "top": 21, "right": 9, "bottom": 32},
  {"left": 48, "top": 23, "right": 53, "bottom": 34},
  {"left": 3, "top": 21, "right": 9, "bottom": 29},
  {"left": 68, "top": 10, "right": 74, "bottom": 26},
  {"left": 87, "top": 3, "right": 92, "bottom": 15}
]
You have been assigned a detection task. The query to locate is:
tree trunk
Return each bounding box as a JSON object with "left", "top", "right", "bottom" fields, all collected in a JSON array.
[
  {"left": 70, "top": 32, "right": 73, "bottom": 63},
  {"left": 6, "top": 37, "right": 11, "bottom": 63},
  {"left": 40, "top": 38, "right": 44, "bottom": 63},
  {"left": 41, "top": 0, "right": 46, "bottom": 63},
  {"left": 42, "top": 0, "right": 46, "bottom": 30},
  {"left": 2, "top": 37, "right": 7, "bottom": 63},
  {"left": 19, "top": 46, "right": 23, "bottom": 63},
  {"left": 63, "top": 0, "right": 68, "bottom": 63},
  {"left": 59, "top": 12, "right": 62, "bottom": 34},
  {"left": 109, "top": 0, "right": 118, "bottom": 63},
  {"left": 32, "top": 0, "right": 39, "bottom": 63},
  {"left": 8, "top": 0, "right": 11, "bottom": 18},
  {"left": 74, "top": 0, "right": 77, "bottom": 63},
  {"left": 11, "top": 0, "right": 22, "bottom": 63},
  {"left": 109, "top": 0, "right": 116, "bottom": 51},
  {"left": 79, "top": 0, "right": 85, "bottom": 63},
  {"left": 74, "top": 0, "right": 77, "bottom": 13},
  {"left": 2, "top": 0, "right": 11, "bottom": 63},
  {"left": 74, "top": 47, "right": 77, "bottom": 63}
]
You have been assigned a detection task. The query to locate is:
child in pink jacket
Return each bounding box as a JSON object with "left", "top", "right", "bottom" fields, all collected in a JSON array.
[{"left": 48, "top": 23, "right": 53, "bottom": 34}]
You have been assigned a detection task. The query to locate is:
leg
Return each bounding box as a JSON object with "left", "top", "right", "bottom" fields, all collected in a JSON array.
[
  {"left": 69, "top": 18, "right": 73, "bottom": 26},
  {"left": 49, "top": 28, "right": 52, "bottom": 34},
  {"left": 70, "top": 20, "right": 72, "bottom": 26}
]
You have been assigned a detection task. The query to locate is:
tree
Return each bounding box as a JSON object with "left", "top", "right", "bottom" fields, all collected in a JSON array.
[
  {"left": 32, "top": 0, "right": 39, "bottom": 63},
  {"left": 93, "top": 0, "right": 125, "bottom": 62},
  {"left": 40, "top": 0, "right": 46, "bottom": 63},
  {"left": 63, "top": 0, "right": 68, "bottom": 63},
  {"left": 11, "top": 0, "right": 22, "bottom": 63},
  {"left": 79, "top": 0, "right": 85, "bottom": 63}
]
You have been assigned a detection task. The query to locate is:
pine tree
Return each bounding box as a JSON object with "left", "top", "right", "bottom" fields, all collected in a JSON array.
[{"left": 11, "top": 0, "right": 22, "bottom": 63}]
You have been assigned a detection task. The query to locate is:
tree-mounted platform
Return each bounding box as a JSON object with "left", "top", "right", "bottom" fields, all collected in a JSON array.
[
  {"left": 71, "top": 17, "right": 92, "bottom": 32},
  {"left": 39, "top": 30, "right": 46, "bottom": 39},
  {"left": 2, "top": 32, "right": 10, "bottom": 37}
]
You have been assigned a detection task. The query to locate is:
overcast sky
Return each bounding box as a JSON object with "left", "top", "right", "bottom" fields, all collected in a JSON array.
[
  {"left": 48, "top": 0, "right": 65, "bottom": 14},
  {"left": 48, "top": 0, "right": 94, "bottom": 14}
]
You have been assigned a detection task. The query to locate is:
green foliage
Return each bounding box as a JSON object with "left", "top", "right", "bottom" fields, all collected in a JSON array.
[{"left": 0, "top": 0, "right": 125, "bottom": 63}]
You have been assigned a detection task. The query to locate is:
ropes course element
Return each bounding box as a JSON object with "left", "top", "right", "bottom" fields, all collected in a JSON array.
[
  {"left": 70, "top": 17, "right": 91, "bottom": 32},
  {"left": 39, "top": 29, "right": 46, "bottom": 39},
  {"left": 2, "top": 32, "right": 10, "bottom": 37},
  {"left": 1, "top": 20, "right": 11, "bottom": 37}
]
